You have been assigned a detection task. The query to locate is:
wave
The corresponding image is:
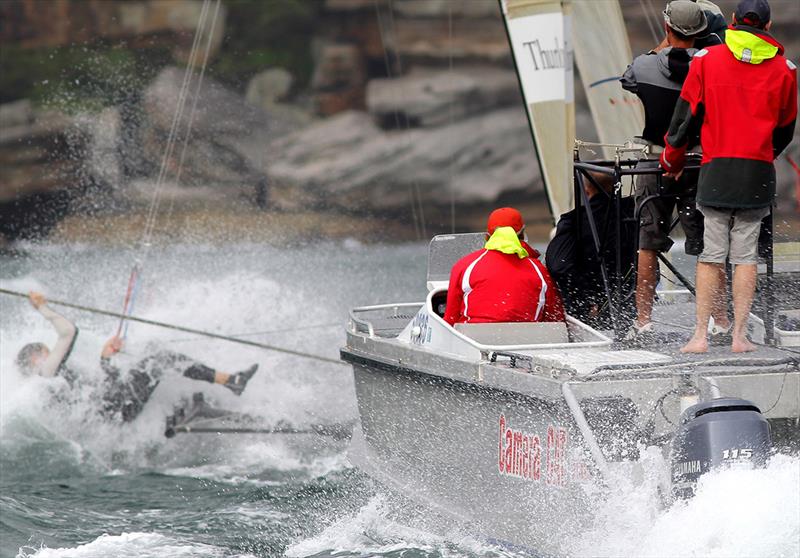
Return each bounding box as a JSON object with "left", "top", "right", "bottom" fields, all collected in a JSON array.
[{"left": 16, "top": 532, "right": 256, "bottom": 558}]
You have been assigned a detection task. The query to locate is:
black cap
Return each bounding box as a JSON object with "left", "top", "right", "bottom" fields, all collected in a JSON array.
[{"left": 735, "top": 0, "right": 771, "bottom": 28}]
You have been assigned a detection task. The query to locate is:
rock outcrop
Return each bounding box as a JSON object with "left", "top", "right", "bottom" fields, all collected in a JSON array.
[
  {"left": 0, "top": 0, "right": 226, "bottom": 65},
  {"left": 0, "top": 100, "right": 88, "bottom": 240},
  {"left": 366, "top": 66, "right": 521, "bottom": 128},
  {"left": 140, "top": 66, "right": 274, "bottom": 187},
  {"left": 268, "top": 107, "right": 539, "bottom": 210}
]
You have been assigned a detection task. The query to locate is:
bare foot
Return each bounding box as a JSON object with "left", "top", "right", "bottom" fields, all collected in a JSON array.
[
  {"left": 731, "top": 337, "right": 757, "bottom": 353},
  {"left": 681, "top": 335, "right": 708, "bottom": 354}
]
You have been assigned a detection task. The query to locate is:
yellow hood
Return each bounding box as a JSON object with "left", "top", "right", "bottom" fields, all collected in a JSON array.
[
  {"left": 484, "top": 227, "right": 528, "bottom": 259},
  {"left": 725, "top": 28, "right": 779, "bottom": 64}
]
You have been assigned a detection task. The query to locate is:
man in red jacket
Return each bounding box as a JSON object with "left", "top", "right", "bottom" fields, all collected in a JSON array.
[
  {"left": 661, "top": 0, "right": 797, "bottom": 353},
  {"left": 443, "top": 207, "right": 565, "bottom": 325}
]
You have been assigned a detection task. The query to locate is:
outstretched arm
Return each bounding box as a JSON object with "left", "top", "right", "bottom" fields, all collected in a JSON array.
[
  {"left": 99, "top": 335, "right": 124, "bottom": 377},
  {"left": 661, "top": 52, "right": 705, "bottom": 178},
  {"left": 773, "top": 64, "right": 797, "bottom": 158},
  {"left": 30, "top": 291, "right": 78, "bottom": 378}
]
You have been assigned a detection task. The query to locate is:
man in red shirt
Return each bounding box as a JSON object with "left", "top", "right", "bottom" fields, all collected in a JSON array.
[
  {"left": 661, "top": 0, "right": 797, "bottom": 353},
  {"left": 443, "top": 207, "right": 565, "bottom": 325}
]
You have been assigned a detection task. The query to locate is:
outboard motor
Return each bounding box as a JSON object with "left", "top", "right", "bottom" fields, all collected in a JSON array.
[{"left": 670, "top": 397, "right": 771, "bottom": 499}]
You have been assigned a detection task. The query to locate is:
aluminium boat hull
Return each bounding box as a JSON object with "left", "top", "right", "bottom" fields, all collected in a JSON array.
[{"left": 345, "top": 353, "right": 596, "bottom": 555}]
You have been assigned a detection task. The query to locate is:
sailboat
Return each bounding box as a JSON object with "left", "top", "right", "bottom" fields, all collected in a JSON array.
[{"left": 340, "top": 0, "right": 800, "bottom": 554}]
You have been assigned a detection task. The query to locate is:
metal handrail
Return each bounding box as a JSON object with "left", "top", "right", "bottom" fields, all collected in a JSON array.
[{"left": 348, "top": 302, "right": 424, "bottom": 338}]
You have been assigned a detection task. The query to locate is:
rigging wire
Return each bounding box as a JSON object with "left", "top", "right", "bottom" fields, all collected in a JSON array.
[
  {"left": 373, "top": 0, "right": 422, "bottom": 241},
  {"left": 142, "top": 0, "right": 212, "bottom": 249},
  {"left": 448, "top": 3, "right": 456, "bottom": 234},
  {"left": 164, "top": 0, "right": 223, "bottom": 221},
  {"left": 117, "top": 0, "right": 221, "bottom": 338},
  {"left": 638, "top": 0, "right": 662, "bottom": 46},
  {"left": 385, "top": 0, "right": 428, "bottom": 239}
]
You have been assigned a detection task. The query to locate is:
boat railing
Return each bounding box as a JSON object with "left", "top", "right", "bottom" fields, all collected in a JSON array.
[
  {"left": 573, "top": 152, "right": 778, "bottom": 344},
  {"left": 348, "top": 302, "right": 424, "bottom": 338}
]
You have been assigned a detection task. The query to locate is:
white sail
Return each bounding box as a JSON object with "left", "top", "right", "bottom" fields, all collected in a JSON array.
[
  {"left": 572, "top": 1, "right": 644, "bottom": 153},
  {"left": 501, "top": 0, "right": 574, "bottom": 222},
  {"left": 501, "top": 0, "right": 644, "bottom": 222}
]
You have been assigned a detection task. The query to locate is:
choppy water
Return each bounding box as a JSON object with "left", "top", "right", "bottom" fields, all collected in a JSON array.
[{"left": 1, "top": 240, "right": 798, "bottom": 558}]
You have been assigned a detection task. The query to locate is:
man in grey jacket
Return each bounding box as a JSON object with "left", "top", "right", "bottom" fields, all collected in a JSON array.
[{"left": 619, "top": 0, "right": 729, "bottom": 341}]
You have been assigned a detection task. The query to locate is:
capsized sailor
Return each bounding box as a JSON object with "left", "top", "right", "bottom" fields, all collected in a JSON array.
[{"left": 15, "top": 291, "right": 258, "bottom": 422}]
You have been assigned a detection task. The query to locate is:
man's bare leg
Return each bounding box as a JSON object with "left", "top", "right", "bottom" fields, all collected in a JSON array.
[
  {"left": 731, "top": 263, "right": 757, "bottom": 353},
  {"left": 681, "top": 261, "right": 724, "bottom": 353},
  {"left": 635, "top": 249, "right": 659, "bottom": 328},
  {"left": 710, "top": 265, "right": 731, "bottom": 329}
]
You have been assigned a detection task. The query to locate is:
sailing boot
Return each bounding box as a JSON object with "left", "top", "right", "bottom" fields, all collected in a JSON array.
[
  {"left": 708, "top": 317, "right": 732, "bottom": 346},
  {"left": 623, "top": 322, "right": 654, "bottom": 345},
  {"left": 224, "top": 364, "right": 258, "bottom": 396}
]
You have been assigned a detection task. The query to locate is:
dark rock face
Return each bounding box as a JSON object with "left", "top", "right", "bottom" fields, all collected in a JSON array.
[
  {"left": 0, "top": 101, "right": 89, "bottom": 241},
  {"left": 366, "top": 66, "right": 521, "bottom": 128},
  {"left": 0, "top": 0, "right": 226, "bottom": 63}
]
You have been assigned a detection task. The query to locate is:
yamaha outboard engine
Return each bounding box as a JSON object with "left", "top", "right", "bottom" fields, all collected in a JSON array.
[{"left": 670, "top": 397, "right": 771, "bottom": 499}]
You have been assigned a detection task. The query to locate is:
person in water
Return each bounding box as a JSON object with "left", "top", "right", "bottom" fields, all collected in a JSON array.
[
  {"left": 443, "top": 207, "right": 565, "bottom": 325},
  {"left": 16, "top": 291, "right": 258, "bottom": 422}
]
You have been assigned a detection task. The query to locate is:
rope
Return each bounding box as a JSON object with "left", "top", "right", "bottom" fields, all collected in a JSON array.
[
  {"left": 0, "top": 288, "right": 346, "bottom": 366},
  {"left": 164, "top": 322, "right": 341, "bottom": 344},
  {"left": 116, "top": 264, "right": 141, "bottom": 338},
  {"left": 164, "top": 0, "right": 223, "bottom": 220}
]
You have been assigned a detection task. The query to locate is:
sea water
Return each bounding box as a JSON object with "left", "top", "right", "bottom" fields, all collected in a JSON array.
[{"left": 1, "top": 240, "right": 798, "bottom": 558}]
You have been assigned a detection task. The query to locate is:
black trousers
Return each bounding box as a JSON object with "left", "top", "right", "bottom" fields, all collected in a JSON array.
[{"left": 101, "top": 351, "right": 215, "bottom": 422}]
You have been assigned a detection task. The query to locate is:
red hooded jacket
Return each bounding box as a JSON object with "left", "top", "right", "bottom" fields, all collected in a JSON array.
[
  {"left": 443, "top": 240, "right": 565, "bottom": 325},
  {"left": 661, "top": 26, "right": 797, "bottom": 208}
]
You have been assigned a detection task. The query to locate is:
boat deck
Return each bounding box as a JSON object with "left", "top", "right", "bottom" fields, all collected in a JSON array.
[{"left": 618, "top": 296, "right": 797, "bottom": 363}]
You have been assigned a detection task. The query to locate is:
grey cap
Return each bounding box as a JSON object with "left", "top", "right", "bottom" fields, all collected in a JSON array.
[{"left": 663, "top": 0, "right": 708, "bottom": 37}]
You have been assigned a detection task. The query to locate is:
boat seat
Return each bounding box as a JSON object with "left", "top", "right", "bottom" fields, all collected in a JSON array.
[{"left": 454, "top": 321, "right": 569, "bottom": 345}]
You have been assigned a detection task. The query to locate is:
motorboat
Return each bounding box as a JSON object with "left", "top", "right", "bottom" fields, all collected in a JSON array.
[
  {"left": 340, "top": 0, "right": 800, "bottom": 552},
  {"left": 340, "top": 232, "right": 799, "bottom": 554}
]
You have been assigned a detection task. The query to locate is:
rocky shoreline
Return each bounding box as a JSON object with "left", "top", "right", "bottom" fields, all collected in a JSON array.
[{"left": 2, "top": 0, "right": 798, "bottom": 245}]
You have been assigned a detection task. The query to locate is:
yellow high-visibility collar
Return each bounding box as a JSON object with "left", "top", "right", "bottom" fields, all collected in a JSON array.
[
  {"left": 725, "top": 28, "right": 778, "bottom": 64},
  {"left": 484, "top": 226, "right": 528, "bottom": 259}
]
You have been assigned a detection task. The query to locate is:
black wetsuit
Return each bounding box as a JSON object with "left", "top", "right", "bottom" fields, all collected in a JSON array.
[
  {"left": 100, "top": 351, "right": 216, "bottom": 422},
  {"left": 546, "top": 195, "right": 636, "bottom": 329}
]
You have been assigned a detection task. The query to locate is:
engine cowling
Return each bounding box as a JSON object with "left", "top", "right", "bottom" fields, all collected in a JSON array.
[{"left": 670, "top": 397, "right": 771, "bottom": 499}]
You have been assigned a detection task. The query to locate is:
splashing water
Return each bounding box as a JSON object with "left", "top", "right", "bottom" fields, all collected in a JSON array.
[{"left": 2, "top": 240, "right": 798, "bottom": 557}]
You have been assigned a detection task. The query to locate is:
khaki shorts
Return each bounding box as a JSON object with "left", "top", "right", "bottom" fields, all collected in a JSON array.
[{"left": 698, "top": 205, "right": 770, "bottom": 265}]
